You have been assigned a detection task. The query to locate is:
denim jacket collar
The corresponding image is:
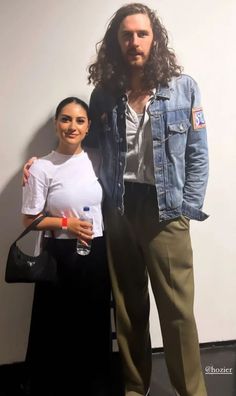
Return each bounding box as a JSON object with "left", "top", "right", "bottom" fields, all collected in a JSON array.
[
  {"left": 155, "top": 84, "right": 171, "bottom": 100},
  {"left": 119, "top": 85, "right": 171, "bottom": 102}
]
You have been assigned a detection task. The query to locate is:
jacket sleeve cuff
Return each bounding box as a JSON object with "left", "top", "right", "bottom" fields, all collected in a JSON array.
[{"left": 182, "top": 200, "right": 209, "bottom": 221}]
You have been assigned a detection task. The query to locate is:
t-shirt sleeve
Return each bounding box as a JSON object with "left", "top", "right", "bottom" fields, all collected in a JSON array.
[{"left": 22, "top": 162, "right": 49, "bottom": 215}]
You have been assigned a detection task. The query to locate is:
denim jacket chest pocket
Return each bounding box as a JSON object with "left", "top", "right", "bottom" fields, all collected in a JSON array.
[{"left": 167, "top": 120, "right": 191, "bottom": 154}]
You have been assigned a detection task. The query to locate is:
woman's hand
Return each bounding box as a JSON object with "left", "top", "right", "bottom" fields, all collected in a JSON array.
[
  {"left": 68, "top": 217, "right": 93, "bottom": 245},
  {"left": 22, "top": 157, "right": 37, "bottom": 186}
]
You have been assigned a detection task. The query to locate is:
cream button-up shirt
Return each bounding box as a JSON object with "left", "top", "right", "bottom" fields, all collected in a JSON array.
[{"left": 124, "top": 92, "right": 155, "bottom": 185}]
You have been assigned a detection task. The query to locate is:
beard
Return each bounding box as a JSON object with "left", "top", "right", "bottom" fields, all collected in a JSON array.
[{"left": 122, "top": 46, "right": 151, "bottom": 70}]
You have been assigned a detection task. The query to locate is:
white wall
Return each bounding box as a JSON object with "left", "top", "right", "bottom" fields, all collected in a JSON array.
[{"left": 0, "top": 0, "right": 235, "bottom": 364}]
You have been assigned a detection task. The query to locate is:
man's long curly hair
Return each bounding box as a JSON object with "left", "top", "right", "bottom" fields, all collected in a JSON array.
[{"left": 88, "top": 3, "right": 183, "bottom": 94}]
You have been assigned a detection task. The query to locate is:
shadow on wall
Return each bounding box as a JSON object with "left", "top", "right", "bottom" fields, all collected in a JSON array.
[
  {"left": 0, "top": 117, "right": 57, "bottom": 261},
  {"left": 0, "top": 117, "right": 57, "bottom": 363},
  {"left": 25, "top": 117, "right": 57, "bottom": 160}
]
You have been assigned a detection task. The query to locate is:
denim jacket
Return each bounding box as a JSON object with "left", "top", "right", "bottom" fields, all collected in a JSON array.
[{"left": 87, "top": 74, "right": 209, "bottom": 221}]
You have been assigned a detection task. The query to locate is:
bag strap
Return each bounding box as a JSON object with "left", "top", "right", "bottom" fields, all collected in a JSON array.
[{"left": 14, "top": 215, "right": 46, "bottom": 244}]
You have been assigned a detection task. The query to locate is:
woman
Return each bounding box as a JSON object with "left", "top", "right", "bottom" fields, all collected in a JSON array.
[{"left": 22, "top": 97, "right": 111, "bottom": 396}]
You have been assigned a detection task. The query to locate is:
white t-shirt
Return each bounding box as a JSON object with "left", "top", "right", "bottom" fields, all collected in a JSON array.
[{"left": 22, "top": 149, "right": 104, "bottom": 239}]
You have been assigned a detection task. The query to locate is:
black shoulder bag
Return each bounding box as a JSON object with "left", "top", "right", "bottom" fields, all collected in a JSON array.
[{"left": 5, "top": 216, "right": 57, "bottom": 283}]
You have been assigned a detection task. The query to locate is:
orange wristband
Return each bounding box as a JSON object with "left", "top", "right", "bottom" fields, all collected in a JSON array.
[{"left": 61, "top": 217, "right": 68, "bottom": 230}]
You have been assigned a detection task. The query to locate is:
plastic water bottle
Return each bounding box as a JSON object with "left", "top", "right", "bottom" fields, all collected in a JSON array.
[{"left": 76, "top": 207, "right": 93, "bottom": 256}]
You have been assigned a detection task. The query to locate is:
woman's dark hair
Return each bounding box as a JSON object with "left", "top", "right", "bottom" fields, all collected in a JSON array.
[
  {"left": 88, "top": 3, "right": 183, "bottom": 93},
  {"left": 55, "top": 97, "right": 90, "bottom": 120}
]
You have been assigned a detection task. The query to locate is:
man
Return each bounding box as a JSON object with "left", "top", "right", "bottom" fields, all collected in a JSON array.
[{"left": 87, "top": 3, "right": 208, "bottom": 396}]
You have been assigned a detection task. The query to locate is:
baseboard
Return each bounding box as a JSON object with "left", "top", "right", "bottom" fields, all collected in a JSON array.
[
  {"left": 152, "top": 339, "right": 236, "bottom": 354},
  {"left": 1, "top": 339, "right": 235, "bottom": 368}
]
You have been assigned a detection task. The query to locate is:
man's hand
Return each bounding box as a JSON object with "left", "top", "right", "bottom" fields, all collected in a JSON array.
[{"left": 22, "top": 157, "right": 37, "bottom": 186}]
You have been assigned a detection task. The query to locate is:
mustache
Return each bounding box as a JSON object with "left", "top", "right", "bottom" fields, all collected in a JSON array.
[{"left": 127, "top": 49, "right": 144, "bottom": 56}]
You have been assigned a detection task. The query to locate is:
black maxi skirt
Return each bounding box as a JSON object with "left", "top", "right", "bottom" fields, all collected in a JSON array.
[{"left": 25, "top": 236, "right": 112, "bottom": 396}]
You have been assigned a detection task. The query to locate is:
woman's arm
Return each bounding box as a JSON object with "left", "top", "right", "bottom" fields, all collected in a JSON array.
[{"left": 23, "top": 214, "right": 93, "bottom": 244}]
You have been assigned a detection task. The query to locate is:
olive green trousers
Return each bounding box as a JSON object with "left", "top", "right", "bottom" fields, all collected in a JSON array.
[{"left": 105, "top": 183, "right": 207, "bottom": 396}]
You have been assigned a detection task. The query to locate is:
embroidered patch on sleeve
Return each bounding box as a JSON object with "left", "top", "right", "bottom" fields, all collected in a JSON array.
[{"left": 192, "top": 107, "right": 206, "bottom": 130}]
